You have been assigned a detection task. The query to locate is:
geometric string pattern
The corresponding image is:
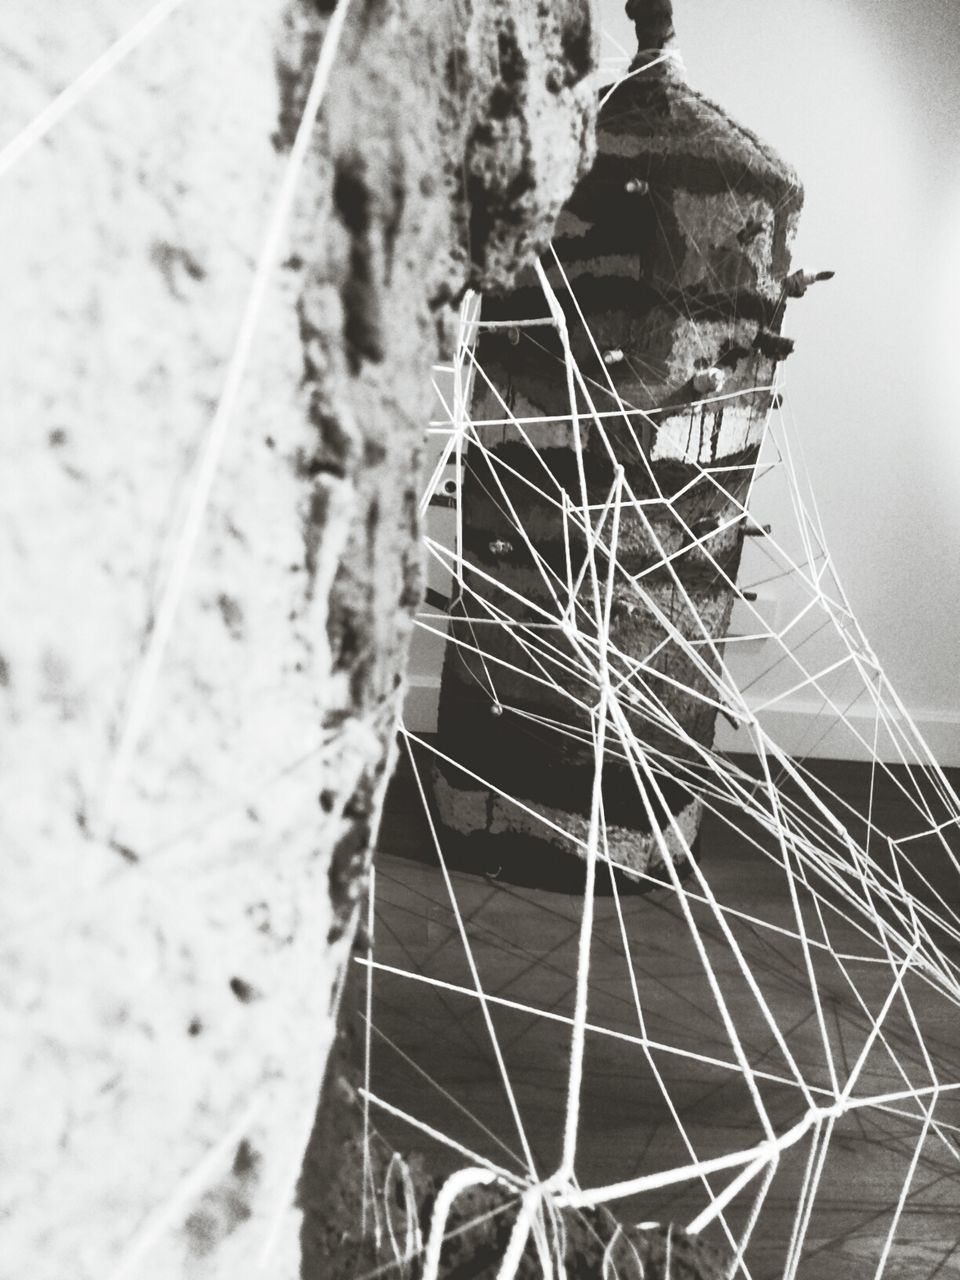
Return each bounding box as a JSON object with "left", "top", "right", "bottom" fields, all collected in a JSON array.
[
  {"left": 361, "top": 246, "right": 960, "bottom": 1277},
  {"left": 12, "top": 13, "right": 956, "bottom": 1278}
]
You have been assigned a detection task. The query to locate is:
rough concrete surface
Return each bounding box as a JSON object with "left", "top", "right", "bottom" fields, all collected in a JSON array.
[{"left": 0, "top": 1, "right": 595, "bottom": 1275}]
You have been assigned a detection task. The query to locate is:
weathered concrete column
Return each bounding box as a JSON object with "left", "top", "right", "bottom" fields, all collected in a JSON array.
[
  {"left": 433, "top": 2, "right": 804, "bottom": 882},
  {"left": 0, "top": 2, "right": 595, "bottom": 1275}
]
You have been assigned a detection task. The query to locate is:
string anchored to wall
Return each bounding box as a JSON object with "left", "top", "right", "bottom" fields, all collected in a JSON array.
[{"left": 359, "top": 8, "right": 960, "bottom": 1279}]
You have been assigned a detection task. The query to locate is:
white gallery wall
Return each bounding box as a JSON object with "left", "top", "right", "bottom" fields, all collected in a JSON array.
[{"left": 406, "top": 0, "right": 960, "bottom": 764}]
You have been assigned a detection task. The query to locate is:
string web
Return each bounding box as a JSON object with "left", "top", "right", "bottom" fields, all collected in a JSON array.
[
  {"left": 5, "top": 7, "right": 958, "bottom": 1277},
  {"left": 361, "top": 54, "right": 960, "bottom": 1280}
]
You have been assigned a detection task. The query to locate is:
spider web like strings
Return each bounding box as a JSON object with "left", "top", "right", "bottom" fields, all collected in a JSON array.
[
  {"left": 363, "top": 125, "right": 960, "bottom": 1280},
  {"left": 10, "top": 12, "right": 959, "bottom": 1277}
]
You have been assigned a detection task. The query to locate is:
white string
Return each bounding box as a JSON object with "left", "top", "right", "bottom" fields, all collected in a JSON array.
[
  {"left": 106, "top": 1097, "right": 265, "bottom": 1279},
  {"left": 597, "top": 49, "right": 685, "bottom": 110},
  {"left": 0, "top": 0, "right": 190, "bottom": 180},
  {"left": 419, "top": 1167, "right": 500, "bottom": 1280},
  {"left": 363, "top": 1016, "right": 529, "bottom": 1172},
  {"left": 99, "top": 0, "right": 355, "bottom": 833},
  {"left": 369, "top": 235, "right": 960, "bottom": 1274},
  {"left": 361, "top": 864, "right": 378, "bottom": 1243},
  {"left": 402, "top": 731, "right": 541, "bottom": 1180},
  {"left": 359, "top": 1089, "right": 520, "bottom": 1186},
  {"left": 357, "top": 957, "right": 837, "bottom": 1098},
  {"left": 13, "top": 0, "right": 960, "bottom": 1270}
]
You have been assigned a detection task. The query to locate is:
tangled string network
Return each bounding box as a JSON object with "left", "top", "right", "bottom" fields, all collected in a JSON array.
[
  {"left": 6, "top": 3, "right": 957, "bottom": 1275},
  {"left": 360, "top": 160, "right": 960, "bottom": 1279}
]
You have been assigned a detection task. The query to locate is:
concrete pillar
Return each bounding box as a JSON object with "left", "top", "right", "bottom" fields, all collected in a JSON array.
[{"left": 433, "top": 6, "right": 804, "bottom": 882}]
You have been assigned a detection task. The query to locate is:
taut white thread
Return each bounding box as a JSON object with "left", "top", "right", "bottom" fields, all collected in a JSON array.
[{"left": 100, "top": 0, "right": 355, "bottom": 833}]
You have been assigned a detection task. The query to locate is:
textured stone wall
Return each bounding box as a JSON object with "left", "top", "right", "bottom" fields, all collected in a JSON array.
[{"left": 0, "top": 2, "right": 595, "bottom": 1275}]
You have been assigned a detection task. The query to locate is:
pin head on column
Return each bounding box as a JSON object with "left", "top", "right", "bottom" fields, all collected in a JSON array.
[
  {"left": 690, "top": 516, "right": 720, "bottom": 541},
  {"left": 692, "top": 367, "right": 725, "bottom": 396}
]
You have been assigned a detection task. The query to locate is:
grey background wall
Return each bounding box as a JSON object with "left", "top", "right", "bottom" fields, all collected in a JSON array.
[{"left": 406, "top": 0, "right": 960, "bottom": 764}]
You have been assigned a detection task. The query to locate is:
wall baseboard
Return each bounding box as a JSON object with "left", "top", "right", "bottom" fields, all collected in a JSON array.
[
  {"left": 403, "top": 675, "right": 443, "bottom": 735},
  {"left": 714, "top": 700, "right": 960, "bottom": 768},
  {"left": 403, "top": 676, "right": 960, "bottom": 768}
]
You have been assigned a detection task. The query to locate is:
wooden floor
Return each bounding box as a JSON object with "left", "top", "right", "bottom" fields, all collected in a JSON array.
[{"left": 360, "top": 752, "right": 960, "bottom": 1279}]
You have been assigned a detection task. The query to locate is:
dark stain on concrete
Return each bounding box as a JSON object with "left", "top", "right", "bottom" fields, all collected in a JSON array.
[{"left": 229, "top": 976, "right": 261, "bottom": 1004}]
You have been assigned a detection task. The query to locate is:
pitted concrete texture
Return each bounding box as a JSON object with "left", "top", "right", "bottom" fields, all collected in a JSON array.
[{"left": 0, "top": 2, "right": 596, "bottom": 1275}]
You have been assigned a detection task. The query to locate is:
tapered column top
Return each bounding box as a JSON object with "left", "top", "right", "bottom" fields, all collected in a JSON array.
[{"left": 625, "top": 0, "right": 675, "bottom": 61}]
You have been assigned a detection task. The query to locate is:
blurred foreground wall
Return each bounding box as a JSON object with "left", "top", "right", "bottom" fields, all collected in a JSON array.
[{"left": 0, "top": 2, "right": 596, "bottom": 1274}]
